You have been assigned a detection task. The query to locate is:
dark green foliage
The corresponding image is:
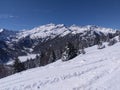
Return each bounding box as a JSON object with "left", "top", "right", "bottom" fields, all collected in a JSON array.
[
  {"left": 13, "top": 58, "right": 25, "bottom": 73},
  {"left": 0, "top": 64, "right": 13, "bottom": 78},
  {"left": 78, "top": 48, "right": 86, "bottom": 54},
  {"left": 67, "top": 42, "right": 77, "bottom": 60},
  {"left": 97, "top": 41, "right": 105, "bottom": 49},
  {"left": 119, "top": 35, "right": 120, "bottom": 42},
  {"left": 62, "top": 42, "right": 77, "bottom": 61},
  {"left": 108, "top": 38, "right": 117, "bottom": 46},
  {"left": 40, "top": 52, "right": 48, "bottom": 66},
  {"left": 49, "top": 50, "right": 56, "bottom": 63}
]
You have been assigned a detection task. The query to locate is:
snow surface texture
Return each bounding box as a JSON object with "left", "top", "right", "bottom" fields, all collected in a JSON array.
[{"left": 1, "top": 41, "right": 120, "bottom": 90}]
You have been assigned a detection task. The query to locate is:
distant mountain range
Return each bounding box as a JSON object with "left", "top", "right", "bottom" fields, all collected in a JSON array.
[{"left": 0, "top": 24, "right": 119, "bottom": 63}]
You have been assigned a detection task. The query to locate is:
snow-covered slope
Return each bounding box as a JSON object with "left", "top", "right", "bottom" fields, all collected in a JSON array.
[{"left": 1, "top": 41, "right": 120, "bottom": 90}]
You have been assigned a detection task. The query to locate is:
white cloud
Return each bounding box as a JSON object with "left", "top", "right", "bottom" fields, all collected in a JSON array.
[{"left": 0, "top": 14, "right": 18, "bottom": 19}]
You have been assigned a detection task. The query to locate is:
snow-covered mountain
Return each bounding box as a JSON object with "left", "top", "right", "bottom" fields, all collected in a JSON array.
[
  {"left": 0, "top": 24, "right": 117, "bottom": 42},
  {"left": 0, "top": 28, "right": 17, "bottom": 41},
  {"left": 15, "top": 24, "right": 117, "bottom": 40},
  {"left": 0, "top": 24, "right": 119, "bottom": 63},
  {"left": 0, "top": 40, "right": 120, "bottom": 90}
]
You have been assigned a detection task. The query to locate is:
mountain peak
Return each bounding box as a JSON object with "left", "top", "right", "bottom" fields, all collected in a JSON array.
[
  {"left": 15, "top": 24, "right": 118, "bottom": 40},
  {"left": 0, "top": 28, "right": 5, "bottom": 33}
]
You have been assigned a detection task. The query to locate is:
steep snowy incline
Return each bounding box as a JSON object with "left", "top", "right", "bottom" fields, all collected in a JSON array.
[{"left": 0, "top": 42, "right": 120, "bottom": 90}]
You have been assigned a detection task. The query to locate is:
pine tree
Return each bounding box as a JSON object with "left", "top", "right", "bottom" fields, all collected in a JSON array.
[
  {"left": 119, "top": 35, "right": 120, "bottom": 42},
  {"left": 68, "top": 42, "right": 77, "bottom": 59},
  {"left": 40, "top": 52, "right": 47, "bottom": 66},
  {"left": 78, "top": 48, "right": 86, "bottom": 54},
  {"left": 13, "top": 58, "right": 25, "bottom": 73},
  {"left": 106, "top": 34, "right": 110, "bottom": 42},
  {"left": 78, "top": 43, "right": 86, "bottom": 54},
  {"left": 108, "top": 38, "right": 117, "bottom": 46},
  {"left": 62, "top": 42, "right": 77, "bottom": 61},
  {"left": 49, "top": 50, "right": 56, "bottom": 63},
  {"left": 97, "top": 41, "right": 105, "bottom": 49},
  {"left": 61, "top": 46, "right": 69, "bottom": 61},
  {"left": 35, "top": 54, "right": 40, "bottom": 67},
  {"left": 25, "top": 59, "right": 30, "bottom": 69}
]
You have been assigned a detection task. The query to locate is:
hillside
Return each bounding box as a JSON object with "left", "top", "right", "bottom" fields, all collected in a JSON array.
[{"left": 0, "top": 41, "right": 120, "bottom": 90}]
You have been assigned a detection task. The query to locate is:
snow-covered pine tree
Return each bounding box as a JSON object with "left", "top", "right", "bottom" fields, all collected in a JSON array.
[
  {"left": 48, "top": 50, "right": 56, "bottom": 63},
  {"left": 62, "top": 42, "right": 77, "bottom": 61},
  {"left": 97, "top": 41, "right": 105, "bottom": 49},
  {"left": 61, "top": 46, "right": 69, "bottom": 61},
  {"left": 106, "top": 34, "right": 110, "bottom": 42},
  {"left": 78, "top": 48, "right": 86, "bottom": 54},
  {"left": 118, "top": 35, "right": 120, "bottom": 42},
  {"left": 24, "top": 58, "right": 29, "bottom": 69},
  {"left": 40, "top": 51, "right": 48, "bottom": 66},
  {"left": 34, "top": 54, "right": 40, "bottom": 67},
  {"left": 108, "top": 38, "right": 117, "bottom": 46}
]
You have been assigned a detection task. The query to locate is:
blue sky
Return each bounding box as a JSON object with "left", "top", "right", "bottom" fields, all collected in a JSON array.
[{"left": 0, "top": 0, "right": 120, "bottom": 30}]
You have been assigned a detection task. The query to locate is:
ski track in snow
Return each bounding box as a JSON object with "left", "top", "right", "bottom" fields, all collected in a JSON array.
[{"left": 0, "top": 42, "right": 120, "bottom": 90}]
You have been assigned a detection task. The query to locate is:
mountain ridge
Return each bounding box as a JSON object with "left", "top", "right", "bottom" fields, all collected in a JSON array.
[
  {"left": 0, "top": 24, "right": 118, "bottom": 41},
  {"left": 0, "top": 24, "right": 119, "bottom": 64},
  {"left": 15, "top": 24, "right": 119, "bottom": 40}
]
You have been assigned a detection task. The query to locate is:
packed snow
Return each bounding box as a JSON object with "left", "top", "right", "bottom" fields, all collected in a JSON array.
[{"left": 1, "top": 42, "right": 120, "bottom": 90}]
